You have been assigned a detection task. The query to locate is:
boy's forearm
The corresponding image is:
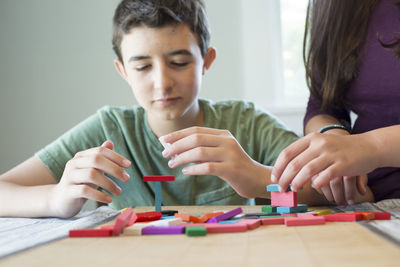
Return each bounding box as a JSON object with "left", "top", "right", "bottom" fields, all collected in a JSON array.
[{"left": 0, "top": 181, "right": 55, "bottom": 217}]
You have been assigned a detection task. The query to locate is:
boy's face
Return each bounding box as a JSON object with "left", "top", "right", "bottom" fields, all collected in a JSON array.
[{"left": 115, "top": 23, "right": 215, "bottom": 124}]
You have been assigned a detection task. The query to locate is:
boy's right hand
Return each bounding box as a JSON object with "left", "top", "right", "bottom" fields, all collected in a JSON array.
[{"left": 50, "top": 141, "right": 131, "bottom": 218}]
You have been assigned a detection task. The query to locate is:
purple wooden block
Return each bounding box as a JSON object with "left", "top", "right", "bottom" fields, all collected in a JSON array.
[
  {"left": 207, "top": 207, "right": 243, "bottom": 223},
  {"left": 142, "top": 225, "right": 185, "bottom": 235}
]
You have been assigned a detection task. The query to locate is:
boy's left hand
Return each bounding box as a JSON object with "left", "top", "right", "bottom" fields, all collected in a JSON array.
[{"left": 160, "top": 126, "right": 268, "bottom": 198}]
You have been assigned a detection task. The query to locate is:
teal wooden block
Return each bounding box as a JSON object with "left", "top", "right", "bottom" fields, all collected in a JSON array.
[{"left": 277, "top": 204, "right": 308, "bottom": 214}]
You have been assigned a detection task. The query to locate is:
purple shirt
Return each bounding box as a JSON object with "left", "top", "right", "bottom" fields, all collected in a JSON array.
[{"left": 304, "top": 0, "right": 400, "bottom": 201}]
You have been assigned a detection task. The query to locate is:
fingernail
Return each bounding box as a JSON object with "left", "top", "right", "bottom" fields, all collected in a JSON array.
[
  {"left": 123, "top": 159, "right": 131, "bottom": 167},
  {"left": 116, "top": 186, "right": 122, "bottom": 195},
  {"left": 162, "top": 148, "right": 169, "bottom": 157},
  {"left": 123, "top": 171, "right": 130, "bottom": 181},
  {"left": 348, "top": 200, "right": 355, "bottom": 205},
  {"left": 168, "top": 159, "right": 175, "bottom": 168},
  {"left": 278, "top": 185, "right": 283, "bottom": 192},
  {"left": 106, "top": 196, "right": 113, "bottom": 203},
  {"left": 271, "top": 175, "right": 277, "bottom": 183},
  {"left": 182, "top": 168, "right": 189, "bottom": 174}
]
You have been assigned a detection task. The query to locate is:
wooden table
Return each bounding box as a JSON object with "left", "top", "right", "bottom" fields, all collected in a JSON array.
[{"left": 1, "top": 206, "right": 400, "bottom": 267}]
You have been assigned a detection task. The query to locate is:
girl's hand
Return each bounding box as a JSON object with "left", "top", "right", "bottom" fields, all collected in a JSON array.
[
  {"left": 50, "top": 141, "right": 131, "bottom": 218},
  {"left": 271, "top": 132, "right": 377, "bottom": 194},
  {"left": 160, "top": 127, "right": 268, "bottom": 198}
]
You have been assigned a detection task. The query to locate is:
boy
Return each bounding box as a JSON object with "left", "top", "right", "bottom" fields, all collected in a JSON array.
[{"left": 0, "top": 0, "right": 372, "bottom": 218}]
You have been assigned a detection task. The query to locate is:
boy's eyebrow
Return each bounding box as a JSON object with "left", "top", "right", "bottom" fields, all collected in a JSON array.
[
  {"left": 128, "top": 50, "right": 193, "bottom": 63},
  {"left": 128, "top": 55, "right": 151, "bottom": 62},
  {"left": 167, "top": 49, "right": 193, "bottom": 56}
]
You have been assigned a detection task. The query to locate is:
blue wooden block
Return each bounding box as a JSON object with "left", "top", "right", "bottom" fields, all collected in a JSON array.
[
  {"left": 154, "top": 181, "right": 162, "bottom": 212},
  {"left": 266, "top": 184, "right": 280, "bottom": 192},
  {"left": 277, "top": 204, "right": 308, "bottom": 214}
]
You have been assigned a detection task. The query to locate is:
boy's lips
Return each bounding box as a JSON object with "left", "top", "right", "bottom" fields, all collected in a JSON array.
[{"left": 154, "top": 97, "right": 182, "bottom": 106}]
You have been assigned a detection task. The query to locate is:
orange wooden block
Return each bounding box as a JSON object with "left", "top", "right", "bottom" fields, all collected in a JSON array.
[
  {"left": 198, "top": 212, "right": 224, "bottom": 223},
  {"left": 354, "top": 211, "right": 375, "bottom": 220},
  {"left": 174, "top": 213, "right": 200, "bottom": 223}
]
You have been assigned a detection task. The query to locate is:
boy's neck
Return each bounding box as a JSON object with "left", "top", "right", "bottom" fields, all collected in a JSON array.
[{"left": 147, "top": 102, "right": 204, "bottom": 138}]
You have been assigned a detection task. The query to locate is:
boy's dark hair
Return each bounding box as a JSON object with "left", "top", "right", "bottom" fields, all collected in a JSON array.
[{"left": 112, "top": 0, "right": 210, "bottom": 64}]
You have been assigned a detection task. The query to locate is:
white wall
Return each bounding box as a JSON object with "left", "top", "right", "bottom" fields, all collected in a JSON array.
[{"left": 0, "top": 0, "right": 305, "bottom": 174}]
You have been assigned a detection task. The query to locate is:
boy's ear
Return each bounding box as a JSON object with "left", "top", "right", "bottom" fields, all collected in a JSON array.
[
  {"left": 202, "top": 47, "right": 216, "bottom": 75},
  {"left": 114, "top": 59, "right": 129, "bottom": 82}
]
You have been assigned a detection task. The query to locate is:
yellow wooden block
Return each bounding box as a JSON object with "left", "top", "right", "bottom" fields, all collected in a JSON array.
[{"left": 315, "top": 209, "right": 332, "bottom": 216}]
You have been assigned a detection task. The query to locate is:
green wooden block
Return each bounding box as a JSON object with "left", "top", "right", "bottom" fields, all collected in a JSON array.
[
  {"left": 186, "top": 226, "right": 206, "bottom": 237},
  {"left": 261, "top": 205, "right": 277, "bottom": 213}
]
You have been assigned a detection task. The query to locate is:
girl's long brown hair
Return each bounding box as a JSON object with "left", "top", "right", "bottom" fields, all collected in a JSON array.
[{"left": 303, "top": 0, "right": 400, "bottom": 110}]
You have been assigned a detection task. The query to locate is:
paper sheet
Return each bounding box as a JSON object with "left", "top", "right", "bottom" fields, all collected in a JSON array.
[
  {"left": 331, "top": 199, "right": 400, "bottom": 246},
  {"left": 0, "top": 206, "right": 120, "bottom": 259}
]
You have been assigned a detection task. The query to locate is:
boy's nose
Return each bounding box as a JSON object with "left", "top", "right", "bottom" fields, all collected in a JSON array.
[{"left": 153, "top": 63, "right": 174, "bottom": 93}]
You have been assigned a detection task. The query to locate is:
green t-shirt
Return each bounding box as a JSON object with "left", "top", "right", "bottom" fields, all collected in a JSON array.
[{"left": 36, "top": 99, "right": 298, "bottom": 209}]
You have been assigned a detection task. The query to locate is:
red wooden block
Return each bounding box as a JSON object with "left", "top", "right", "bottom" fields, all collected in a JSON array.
[
  {"left": 373, "top": 212, "right": 391, "bottom": 220},
  {"left": 354, "top": 211, "right": 375, "bottom": 220},
  {"left": 205, "top": 224, "right": 247, "bottom": 233},
  {"left": 284, "top": 216, "right": 325, "bottom": 226},
  {"left": 143, "top": 176, "right": 175, "bottom": 181},
  {"left": 174, "top": 213, "right": 200, "bottom": 223},
  {"left": 324, "top": 213, "right": 362, "bottom": 222},
  {"left": 128, "top": 211, "right": 163, "bottom": 225},
  {"left": 261, "top": 217, "right": 285, "bottom": 225},
  {"left": 69, "top": 228, "right": 113, "bottom": 238},
  {"left": 239, "top": 219, "right": 261, "bottom": 230},
  {"left": 113, "top": 208, "right": 134, "bottom": 236},
  {"left": 271, "top": 191, "right": 297, "bottom": 207}
]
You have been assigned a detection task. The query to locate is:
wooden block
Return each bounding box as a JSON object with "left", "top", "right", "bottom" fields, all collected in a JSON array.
[
  {"left": 113, "top": 208, "right": 133, "bottom": 236},
  {"left": 373, "top": 212, "right": 391, "bottom": 220},
  {"left": 271, "top": 191, "right": 297, "bottom": 207},
  {"left": 354, "top": 211, "right": 375, "bottom": 220},
  {"left": 160, "top": 210, "right": 179, "bottom": 216},
  {"left": 174, "top": 213, "right": 201, "bottom": 223},
  {"left": 238, "top": 219, "right": 261, "bottom": 230},
  {"left": 198, "top": 212, "right": 224, "bottom": 223},
  {"left": 219, "top": 219, "right": 243, "bottom": 224},
  {"left": 284, "top": 216, "right": 325, "bottom": 226},
  {"left": 186, "top": 226, "right": 207, "bottom": 237},
  {"left": 277, "top": 204, "right": 307, "bottom": 214},
  {"left": 314, "top": 209, "right": 332, "bottom": 216},
  {"left": 146, "top": 218, "right": 184, "bottom": 226},
  {"left": 143, "top": 176, "right": 175, "bottom": 181},
  {"left": 123, "top": 224, "right": 147, "bottom": 236},
  {"left": 324, "top": 213, "right": 362, "bottom": 222},
  {"left": 129, "top": 211, "right": 162, "bottom": 225},
  {"left": 69, "top": 228, "right": 113, "bottom": 238},
  {"left": 261, "top": 205, "right": 277, "bottom": 213},
  {"left": 204, "top": 223, "right": 247, "bottom": 233},
  {"left": 207, "top": 207, "right": 243, "bottom": 223},
  {"left": 266, "top": 184, "right": 280, "bottom": 192},
  {"left": 99, "top": 225, "right": 114, "bottom": 231},
  {"left": 261, "top": 217, "right": 285, "bottom": 225},
  {"left": 142, "top": 225, "right": 185, "bottom": 235}
]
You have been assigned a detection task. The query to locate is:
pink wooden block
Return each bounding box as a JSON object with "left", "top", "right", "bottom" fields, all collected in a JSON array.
[
  {"left": 205, "top": 224, "right": 247, "bottom": 233},
  {"left": 260, "top": 217, "right": 285, "bottom": 225},
  {"left": 239, "top": 219, "right": 261, "bottom": 230},
  {"left": 143, "top": 176, "right": 175, "bottom": 181},
  {"left": 284, "top": 216, "right": 325, "bottom": 226},
  {"left": 113, "top": 208, "right": 133, "bottom": 236},
  {"left": 271, "top": 191, "right": 297, "bottom": 207}
]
